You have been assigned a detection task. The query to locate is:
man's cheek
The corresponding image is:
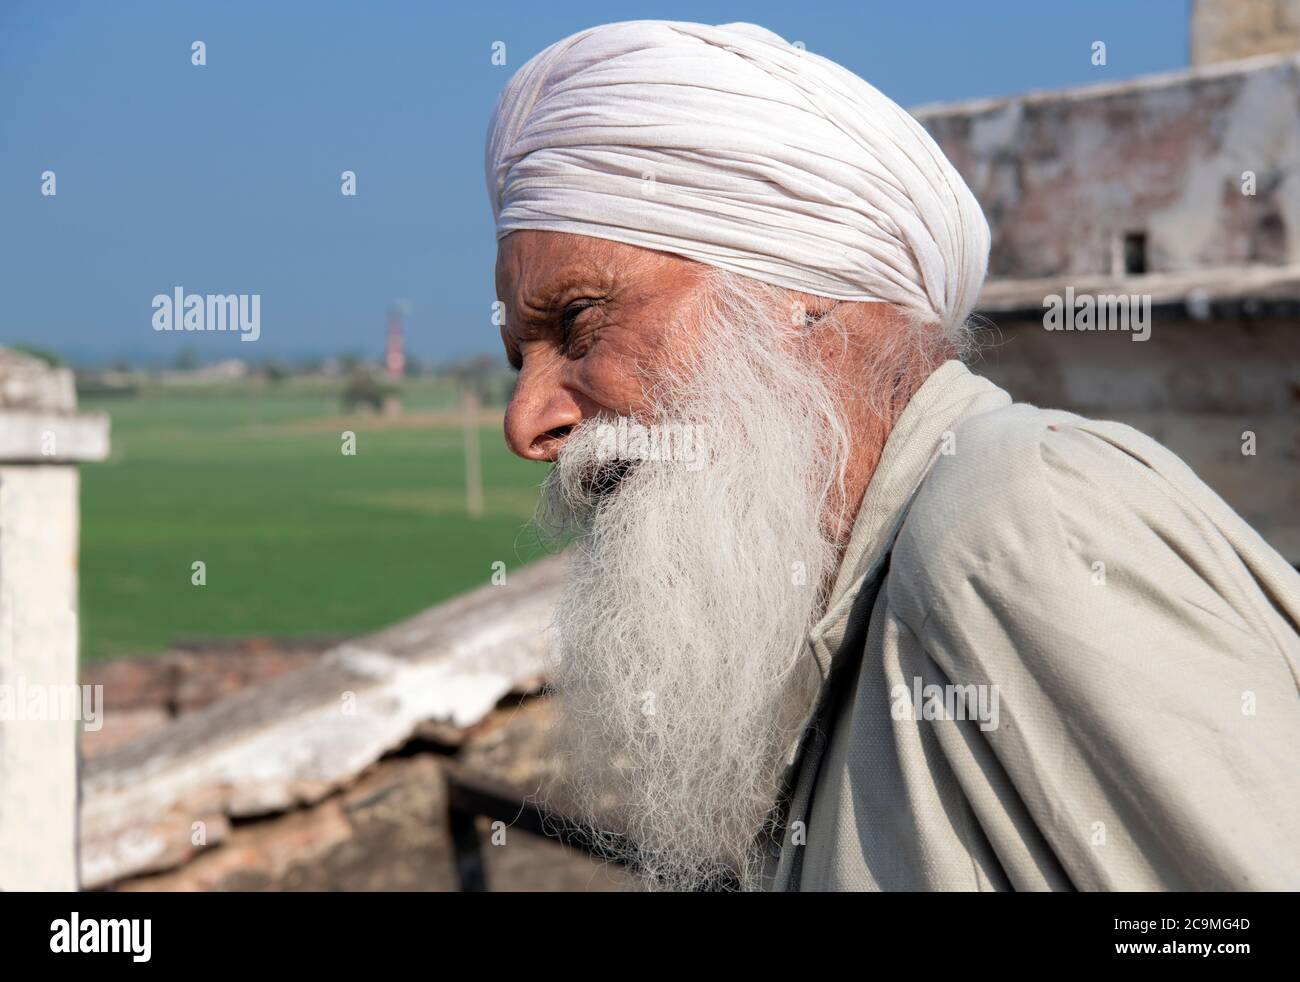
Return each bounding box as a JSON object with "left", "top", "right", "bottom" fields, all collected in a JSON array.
[{"left": 576, "top": 356, "right": 652, "bottom": 418}]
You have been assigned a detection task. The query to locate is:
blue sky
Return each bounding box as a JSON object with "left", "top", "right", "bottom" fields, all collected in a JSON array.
[{"left": 0, "top": 0, "right": 1191, "bottom": 365}]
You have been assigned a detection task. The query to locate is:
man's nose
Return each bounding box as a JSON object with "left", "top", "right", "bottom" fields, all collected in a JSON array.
[{"left": 504, "top": 373, "right": 581, "bottom": 462}]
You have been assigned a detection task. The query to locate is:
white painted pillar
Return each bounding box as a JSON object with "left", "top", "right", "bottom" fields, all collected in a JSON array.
[{"left": 0, "top": 350, "right": 108, "bottom": 890}]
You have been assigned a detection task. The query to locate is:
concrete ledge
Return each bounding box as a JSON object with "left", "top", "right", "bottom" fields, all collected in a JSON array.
[
  {"left": 976, "top": 263, "right": 1300, "bottom": 316},
  {"left": 0, "top": 410, "right": 110, "bottom": 463}
]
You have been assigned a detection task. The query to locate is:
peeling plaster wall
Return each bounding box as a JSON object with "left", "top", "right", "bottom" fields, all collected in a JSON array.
[{"left": 916, "top": 56, "right": 1300, "bottom": 278}]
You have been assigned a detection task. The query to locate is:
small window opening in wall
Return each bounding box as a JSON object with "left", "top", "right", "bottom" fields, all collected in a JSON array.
[
  {"left": 1253, "top": 212, "right": 1286, "bottom": 264},
  {"left": 1123, "top": 231, "right": 1148, "bottom": 275}
]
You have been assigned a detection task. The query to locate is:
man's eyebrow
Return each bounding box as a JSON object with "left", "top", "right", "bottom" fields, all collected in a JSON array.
[
  {"left": 502, "top": 265, "right": 617, "bottom": 370},
  {"left": 519, "top": 267, "right": 616, "bottom": 318}
]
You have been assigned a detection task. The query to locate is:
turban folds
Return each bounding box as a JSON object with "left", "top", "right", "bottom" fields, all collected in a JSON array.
[{"left": 486, "top": 20, "right": 989, "bottom": 334}]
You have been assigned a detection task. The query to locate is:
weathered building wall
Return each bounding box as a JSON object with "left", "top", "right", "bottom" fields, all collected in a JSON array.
[
  {"left": 915, "top": 55, "right": 1300, "bottom": 278},
  {"left": 1193, "top": 0, "right": 1300, "bottom": 67},
  {"left": 914, "top": 48, "right": 1300, "bottom": 566},
  {"left": 974, "top": 313, "right": 1297, "bottom": 414}
]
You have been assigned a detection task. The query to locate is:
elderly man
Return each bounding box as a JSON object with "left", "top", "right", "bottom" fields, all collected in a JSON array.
[{"left": 485, "top": 21, "right": 1300, "bottom": 891}]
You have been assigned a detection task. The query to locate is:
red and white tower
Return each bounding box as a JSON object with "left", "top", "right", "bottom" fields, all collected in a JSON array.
[{"left": 384, "top": 305, "right": 406, "bottom": 378}]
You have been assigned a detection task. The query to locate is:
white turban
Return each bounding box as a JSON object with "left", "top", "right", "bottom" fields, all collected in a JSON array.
[{"left": 485, "top": 20, "right": 989, "bottom": 334}]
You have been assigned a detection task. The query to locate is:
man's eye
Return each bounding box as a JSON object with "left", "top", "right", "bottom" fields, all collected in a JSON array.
[
  {"left": 561, "top": 301, "right": 594, "bottom": 327},
  {"left": 560, "top": 301, "right": 600, "bottom": 355}
]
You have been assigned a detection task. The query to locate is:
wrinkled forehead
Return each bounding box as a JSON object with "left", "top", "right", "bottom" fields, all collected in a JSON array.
[{"left": 495, "top": 230, "right": 702, "bottom": 303}]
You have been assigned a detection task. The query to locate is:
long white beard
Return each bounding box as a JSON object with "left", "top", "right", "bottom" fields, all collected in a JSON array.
[{"left": 537, "top": 273, "right": 852, "bottom": 891}]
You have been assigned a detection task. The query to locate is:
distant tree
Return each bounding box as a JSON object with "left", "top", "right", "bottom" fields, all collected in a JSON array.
[
  {"left": 10, "top": 343, "right": 64, "bottom": 367},
  {"left": 263, "top": 360, "right": 290, "bottom": 383},
  {"left": 173, "top": 347, "right": 199, "bottom": 371},
  {"left": 341, "top": 369, "right": 393, "bottom": 411}
]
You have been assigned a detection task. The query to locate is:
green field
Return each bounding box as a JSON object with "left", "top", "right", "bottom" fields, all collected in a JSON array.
[{"left": 78, "top": 379, "right": 548, "bottom": 662}]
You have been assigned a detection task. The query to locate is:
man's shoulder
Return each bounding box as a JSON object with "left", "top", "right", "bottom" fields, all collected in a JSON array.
[
  {"left": 888, "top": 400, "right": 1194, "bottom": 623},
  {"left": 902, "top": 400, "right": 1166, "bottom": 548}
]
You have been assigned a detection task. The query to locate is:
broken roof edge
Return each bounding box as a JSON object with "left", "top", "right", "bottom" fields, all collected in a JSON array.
[
  {"left": 974, "top": 263, "right": 1300, "bottom": 317},
  {"left": 78, "top": 550, "right": 567, "bottom": 888},
  {"left": 911, "top": 50, "right": 1300, "bottom": 121}
]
